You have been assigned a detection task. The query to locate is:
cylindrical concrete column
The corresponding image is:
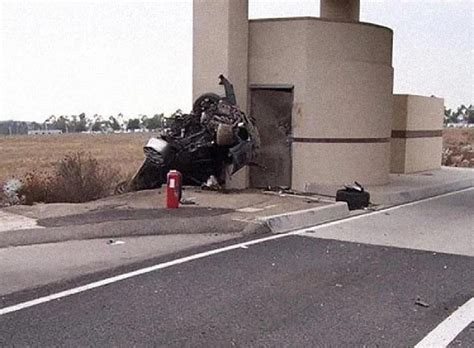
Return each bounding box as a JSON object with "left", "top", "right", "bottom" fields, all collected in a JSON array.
[
  {"left": 320, "top": 0, "right": 360, "bottom": 21},
  {"left": 248, "top": 18, "right": 393, "bottom": 192}
]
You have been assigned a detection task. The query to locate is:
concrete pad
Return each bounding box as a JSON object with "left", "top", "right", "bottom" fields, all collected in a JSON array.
[
  {"left": 0, "top": 211, "right": 42, "bottom": 233},
  {"left": 306, "top": 167, "right": 474, "bottom": 207},
  {"left": 0, "top": 189, "right": 332, "bottom": 247},
  {"left": 0, "top": 233, "right": 238, "bottom": 296},
  {"left": 300, "top": 188, "right": 474, "bottom": 257},
  {"left": 368, "top": 167, "right": 474, "bottom": 206},
  {"left": 3, "top": 188, "right": 326, "bottom": 221},
  {"left": 0, "top": 213, "right": 252, "bottom": 248}
]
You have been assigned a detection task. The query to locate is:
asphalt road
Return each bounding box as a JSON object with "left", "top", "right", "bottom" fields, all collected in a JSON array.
[{"left": 1, "top": 189, "right": 473, "bottom": 346}]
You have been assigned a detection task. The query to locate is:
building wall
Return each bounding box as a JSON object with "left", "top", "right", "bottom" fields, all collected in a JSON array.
[
  {"left": 193, "top": 0, "right": 230, "bottom": 98},
  {"left": 320, "top": 0, "right": 360, "bottom": 21},
  {"left": 27, "top": 130, "right": 62, "bottom": 135},
  {"left": 390, "top": 95, "right": 444, "bottom": 173},
  {"left": 193, "top": 0, "right": 249, "bottom": 112},
  {"left": 293, "top": 142, "right": 391, "bottom": 194},
  {"left": 249, "top": 18, "right": 393, "bottom": 191}
]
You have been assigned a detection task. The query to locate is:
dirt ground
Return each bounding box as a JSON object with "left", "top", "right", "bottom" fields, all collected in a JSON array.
[
  {"left": 0, "top": 132, "right": 156, "bottom": 185},
  {"left": 442, "top": 128, "right": 474, "bottom": 168}
]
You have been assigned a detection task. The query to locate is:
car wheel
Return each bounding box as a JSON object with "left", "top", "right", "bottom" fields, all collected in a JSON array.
[{"left": 193, "top": 93, "right": 220, "bottom": 114}]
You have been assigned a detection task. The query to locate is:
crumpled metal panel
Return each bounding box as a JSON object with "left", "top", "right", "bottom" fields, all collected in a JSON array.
[{"left": 123, "top": 75, "right": 260, "bottom": 192}]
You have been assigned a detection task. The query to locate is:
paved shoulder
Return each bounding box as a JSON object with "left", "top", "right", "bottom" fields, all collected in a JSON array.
[
  {"left": 302, "top": 188, "right": 474, "bottom": 256},
  {"left": 1, "top": 236, "right": 472, "bottom": 346}
]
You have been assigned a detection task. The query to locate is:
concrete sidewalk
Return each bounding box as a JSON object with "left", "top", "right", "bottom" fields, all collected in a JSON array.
[
  {"left": 368, "top": 167, "right": 474, "bottom": 206},
  {"left": 1, "top": 167, "right": 473, "bottom": 248},
  {"left": 307, "top": 167, "right": 474, "bottom": 206},
  {"left": 0, "top": 188, "right": 347, "bottom": 248}
]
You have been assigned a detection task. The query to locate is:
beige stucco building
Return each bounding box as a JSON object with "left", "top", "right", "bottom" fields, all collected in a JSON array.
[
  {"left": 391, "top": 95, "right": 444, "bottom": 174},
  {"left": 193, "top": 0, "right": 444, "bottom": 192}
]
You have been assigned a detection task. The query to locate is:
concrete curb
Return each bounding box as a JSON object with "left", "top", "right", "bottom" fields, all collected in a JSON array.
[
  {"left": 0, "top": 203, "right": 346, "bottom": 248},
  {"left": 0, "top": 211, "right": 42, "bottom": 232},
  {"left": 2, "top": 174, "right": 471, "bottom": 246},
  {"left": 259, "top": 202, "right": 350, "bottom": 234},
  {"left": 370, "top": 178, "right": 474, "bottom": 206},
  {"left": 0, "top": 215, "right": 254, "bottom": 249}
]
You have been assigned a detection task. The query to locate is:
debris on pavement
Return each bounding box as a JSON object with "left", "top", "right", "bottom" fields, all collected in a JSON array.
[
  {"left": 305, "top": 199, "right": 320, "bottom": 204},
  {"left": 264, "top": 186, "right": 294, "bottom": 195},
  {"left": 201, "top": 175, "right": 221, "bottom": 191},
  {"left": 121, "top": 75, "right": 260, "bottom": 193},
  {"left": 107, "top": 239, "right": 125, "bottom": 246},
  {"left": 263, "top": 189, "right": 324, "bottom": 204},
  {"left": 180, "top": 196, "right": 197, "bottom": 205},
  {"left": 415, "top": 298, "right": 430, "bottom": 308}
]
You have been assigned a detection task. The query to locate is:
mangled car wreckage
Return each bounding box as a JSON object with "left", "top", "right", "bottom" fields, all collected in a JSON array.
[{"left": 123, "top": 75, "right": 259, "bottom": 192}]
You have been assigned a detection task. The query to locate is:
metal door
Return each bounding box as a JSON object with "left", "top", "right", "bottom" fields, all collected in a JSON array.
[{"left": 250, "top": 88, "right": 293, "bottom": 188}]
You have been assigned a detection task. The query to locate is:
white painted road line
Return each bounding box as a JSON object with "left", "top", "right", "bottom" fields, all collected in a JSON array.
[
  {"left": 1, "top": 187, "right": 473, "bottom": 317},
  {"left": 0, "top": 230, "right": 301, "bottom": 316},
  {"left": 415, "top": 297, "right": 474, "bottom": 348},
  {"left": 298, "top": 186, "right": 474, "bottom": 232}
]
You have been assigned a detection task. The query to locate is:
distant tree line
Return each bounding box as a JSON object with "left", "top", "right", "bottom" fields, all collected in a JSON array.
[
  {"left": 444, "top": 104, "right": 473, "bottom": 126},
  {"left": 4, "top": 103, "right": 469, "bottom": 136},
  {"left": 0, "top": 121, "right": 30, "bottom": 135},
  {"left": 0, "top": 110, "right": 184, "bottom": 136}
]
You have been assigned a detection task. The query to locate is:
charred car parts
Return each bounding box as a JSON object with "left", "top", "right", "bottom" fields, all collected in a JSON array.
[{"left": 124, "top": 75, "right": 259, "bottom": 192}]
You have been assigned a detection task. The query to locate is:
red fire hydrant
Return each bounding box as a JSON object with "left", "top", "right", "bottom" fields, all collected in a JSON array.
[{"left": 166, "top": 170, "right": 182, "bottom": 209}]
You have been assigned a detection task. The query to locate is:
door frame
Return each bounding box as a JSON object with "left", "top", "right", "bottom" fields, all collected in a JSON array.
[
  {"left": 249, "top": 84, "right": 295, "bottom": 188},
  {"left": 249, "top": 84, "right": 294, "bottom": 91}
]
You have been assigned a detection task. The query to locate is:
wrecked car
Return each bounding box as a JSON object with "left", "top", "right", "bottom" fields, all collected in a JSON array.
[{"left": 121, "top": 75, "right": 259, "bottom": 192}]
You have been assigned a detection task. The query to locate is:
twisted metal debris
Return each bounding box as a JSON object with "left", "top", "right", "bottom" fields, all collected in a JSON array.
[{"left": 120, "top": 75, "right": 259, "bottom": 192}]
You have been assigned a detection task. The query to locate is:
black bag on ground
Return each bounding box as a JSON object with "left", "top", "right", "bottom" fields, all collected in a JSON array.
[{"left": 336, "top": 182, "right": 370, "bottom": 210}]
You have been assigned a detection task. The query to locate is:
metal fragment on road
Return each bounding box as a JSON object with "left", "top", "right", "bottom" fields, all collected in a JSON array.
[
  {"left": 415, "top": 298, "right": 430, "bottom": 308},
  {"left": 180, "top": 196, "right": 197, "bottom": 205},
  {"left": 107, "top": 240, "right": 125, "bottom": 246}
]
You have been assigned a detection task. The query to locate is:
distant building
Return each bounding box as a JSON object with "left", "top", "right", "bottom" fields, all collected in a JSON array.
[{"left": 27, "top": 129, "right": 62, "bottom": 135}]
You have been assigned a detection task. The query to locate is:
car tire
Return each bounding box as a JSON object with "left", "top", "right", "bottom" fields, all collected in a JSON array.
[
  {"left": 192, "top": 93, "right": 220, "bottom": 114},
  {"left": 336, "top": 189, "right": 370, "bottom": 210}
]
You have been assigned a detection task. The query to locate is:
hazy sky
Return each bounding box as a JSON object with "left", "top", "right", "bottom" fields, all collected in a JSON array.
[{"left": 0, "top": 0, "right": 472, "bottom": 121}]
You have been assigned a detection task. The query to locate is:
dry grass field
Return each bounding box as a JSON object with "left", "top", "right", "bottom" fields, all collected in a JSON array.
[
  {"left": 443, "top": 128, "right": 474, "bottom": 146},
  {"left": 442, "top": 128, "right": 474, "bottom": 168},
  {"left": 1, "top": 129, "right": 473, "bottom": 187},
  {"left": 0, "top": 132, "right": 157, "bottom": 185}
]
